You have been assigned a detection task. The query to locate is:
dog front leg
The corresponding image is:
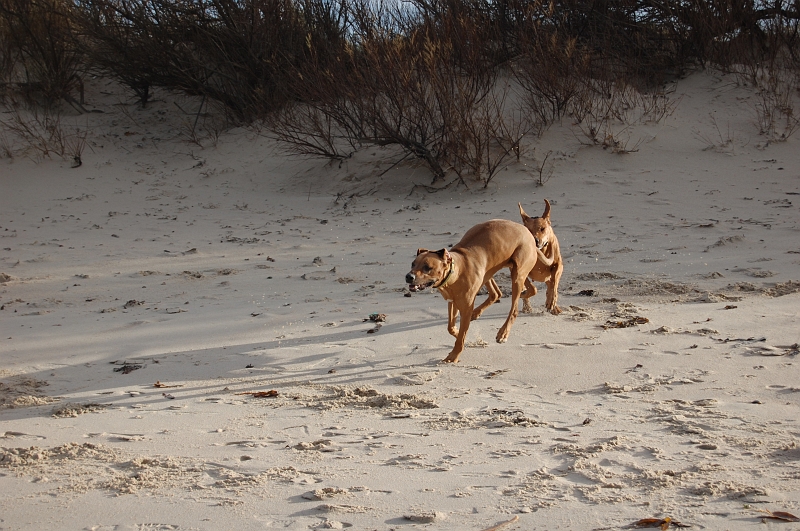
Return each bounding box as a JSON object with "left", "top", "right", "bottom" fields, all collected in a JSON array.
[
  {"left": 447, "top": 301, "right": 459, "bottom": 337},
  {"left": 535, "top": 247, "right": 553, "bottom": 267},
  {"left": 443, "top": 299, "right": 472, "bottom": 363},
  {"left": 545, "top": 262, "right": 563, "bottom": 315}
]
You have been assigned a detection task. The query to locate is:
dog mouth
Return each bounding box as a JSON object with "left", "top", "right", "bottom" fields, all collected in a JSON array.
[
  {"left": 407, "top": 280, "right": 435, "bottom": 292},
  {"left": 535, "top": 237, "right": 548, "bottom": 249}
]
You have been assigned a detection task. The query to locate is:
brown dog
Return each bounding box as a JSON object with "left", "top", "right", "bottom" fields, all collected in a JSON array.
[
  {"left": 518, "top": 199, "right": 563, "bottom": 315},
  {"left": 406, "top": 219, "right": 548, "bottom": 363}
]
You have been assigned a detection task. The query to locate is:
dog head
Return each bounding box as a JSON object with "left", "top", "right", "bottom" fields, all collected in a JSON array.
[
  {"left": 406, "top": 248, "right": 452, "bottom": 292},
  {"left": 519, "top": 199, "right": 553, "bottom": 249}
]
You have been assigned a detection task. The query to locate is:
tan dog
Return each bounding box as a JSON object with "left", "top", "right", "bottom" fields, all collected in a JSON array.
[
  {"left": 406, "top": 219, "right": 549, "bottom": 363},
  {"left": 518, "top": 199, "right": 563, "bottom": 315}
]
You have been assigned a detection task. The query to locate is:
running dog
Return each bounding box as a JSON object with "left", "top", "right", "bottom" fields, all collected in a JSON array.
[
  {"left": 518, "top": 199, "right": 563, "bottom": 315},
  {"left": 406, "top": 219, "right": 550, "bottom": 363}
]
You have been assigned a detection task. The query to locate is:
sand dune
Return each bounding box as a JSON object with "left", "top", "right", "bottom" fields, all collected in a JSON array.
[{"left": 1, "top": 70, "right": 799, "bottom": 530}]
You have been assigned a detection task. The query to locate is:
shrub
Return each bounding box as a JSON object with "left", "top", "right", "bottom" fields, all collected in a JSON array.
[
  {"left": 75, "top": 0, "right": 350, "bottom": 119},
  {"left": 0, "top": 0, "right": 83, "bottom": 104},
  {"left": 271, "top": 0, "right": 526, "bottom": 186}
]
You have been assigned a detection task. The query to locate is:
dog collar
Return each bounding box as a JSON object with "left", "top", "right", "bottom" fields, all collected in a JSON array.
[{"left": 433, "top": 259, "right": 456, "bottom": 290}]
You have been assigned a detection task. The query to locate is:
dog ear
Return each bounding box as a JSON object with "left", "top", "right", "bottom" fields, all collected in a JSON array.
[
  {"left": 518, "top": 202, "right": 531, "bottom": 222},
  {"left": 416, "top": 248, "right": 429, "bottom": 256},
  {"left": 435, "top": 248, "right": 449, "bottom": 260},
  {"left": 542, "top": 199, "right": 551, "bottom": 220}
]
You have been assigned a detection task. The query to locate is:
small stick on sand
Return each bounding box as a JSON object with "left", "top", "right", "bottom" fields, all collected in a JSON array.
[{"left": 481, "top": 515, "right": 519, "bottom": 531}]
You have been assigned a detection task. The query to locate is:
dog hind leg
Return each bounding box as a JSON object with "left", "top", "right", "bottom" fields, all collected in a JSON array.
[
  {"left": 496, "top": 264, "right": 526, "bottom": 344},
  {"left": 472, "top": 278, "right": 501, "bottom": 321},
  {"left": 521, "top": 277, "right": 537, "bottom": 314}
]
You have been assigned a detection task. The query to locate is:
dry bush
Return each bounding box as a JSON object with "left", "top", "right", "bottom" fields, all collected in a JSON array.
[
  {"left": 0, "top": 99, "right": 87, "bottom": 163},
  {"left": 72, "top": 0, "right": 162, "bottom": 106},
  {"left": 75, "top": 0, "right": 348, "bottom": 119},
  {"left": 0, "top": 0, "right": 83, "bottom": 104},
  {"left": 270, "top": 0, "right": 750, "bottom": 183},
  {"left": 665, "top": 2, "right": 800, "bottom": 145},
  {"left": 506, "top": 1, "right": 685, "bottom": 157},
  {"left": 0, "top": 0, "right": 87, "bottom": 162},
  {"left": 342, "top": 9, "right": 504, "bottom": 183},
  {"left": 173, "top": 96, "right": 231, "bottom": 148},
  {"left": 449, "top": 79, "right": 530, "bottom": 186},
  {"left": 638, "top": 88, "right": 681, "bottom": 124},
  {"left": 269, "top": 100, "right": 357, "bottom": 161},
  {"left": 5, "top": 0, "right": 800, "bottom": 181},
  {"left": 270, "top": 0, "right": 527, "bottom": 186},
  {"left": 512, "top": 28, "right": 591, "bottom": 133},
  {"left": 355, "top": 27, "right": 465, "bottom": 181},
  {"left": 566, "top": 68, "right": 677, "bottom": 154},
  {"left": 0, "top": 133, "right": 12, "bottom": 157},
  {"left": 0, "top": 103, "right": 65, "bottom": 159},
  {"left": 508, "top": 0, "right": 799, "bottom": 106},
  {"left": 567, "top": 78, "right": 664, "bottom": 153},
  {"left": 531, "top": 148, "right": 554, "bottom": 186},
  {"left": 0, "top": 10, "right": 14, "bottom": 95},
  {"left": 267, "top": 21, "right": 366, "bottom": 163},
  {"left": 512, "top": 0, "right": 681, "bottom": 83},
  {"left": 693, "top": 113, "right": 737, "bottom": 153},
  {"left": 751, "top": 68, "right": 800, "bottom": 142}
]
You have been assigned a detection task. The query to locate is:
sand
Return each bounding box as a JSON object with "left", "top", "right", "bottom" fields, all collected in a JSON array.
[{"left": 1, "top": 70, "right": 799, "bottom": 530}]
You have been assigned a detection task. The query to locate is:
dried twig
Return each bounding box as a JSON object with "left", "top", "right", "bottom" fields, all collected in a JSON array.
[
  {"left": 235, "top": 390, "right": 279, "bottom": 398},
  {"left": 481, "top": 515, "right": 519, "bottom": 531}
]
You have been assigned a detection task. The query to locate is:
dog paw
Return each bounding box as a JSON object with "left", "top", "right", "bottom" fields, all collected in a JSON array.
[
  {"left": 521, "top": 301, "right": 533, "bottom": 314},
  {"left": 496, "top": 330, "right": 509, "bottom": 343},
  {"left": 548, "top": 305, "right": 562, "bottom": 315},
  {"left": 447, "top": 327, "right": 459, "bottom": 337}
]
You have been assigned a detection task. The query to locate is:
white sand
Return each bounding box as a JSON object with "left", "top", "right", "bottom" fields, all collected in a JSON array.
[{"left": 1, "top": 71, "right": 799, "bottom": 530}]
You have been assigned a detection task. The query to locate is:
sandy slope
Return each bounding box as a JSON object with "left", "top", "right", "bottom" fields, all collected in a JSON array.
[{"left": 1, "top": 70, "right": 799, "bottom": 530}]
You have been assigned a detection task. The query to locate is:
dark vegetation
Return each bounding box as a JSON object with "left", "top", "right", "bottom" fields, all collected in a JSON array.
[{"left": 2, "top": 0, "right": 800, "bottom": 183}]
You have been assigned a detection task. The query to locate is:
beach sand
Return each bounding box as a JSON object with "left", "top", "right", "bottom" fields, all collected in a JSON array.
[{"left": 1, "top": 70, "right": 799, "bottom": 530}]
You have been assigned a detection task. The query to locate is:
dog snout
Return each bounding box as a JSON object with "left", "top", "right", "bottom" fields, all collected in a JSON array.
[
  {"left": 534, "top": 237, "right": 541, "bottom": 248},
  {"left": 405, "top": 272, "right": 416, "bottom": 284}
]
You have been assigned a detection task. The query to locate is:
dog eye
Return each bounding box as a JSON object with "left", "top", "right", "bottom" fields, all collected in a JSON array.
[{"left": 423, "top": 266, "right": 431, "bottom": 273}]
